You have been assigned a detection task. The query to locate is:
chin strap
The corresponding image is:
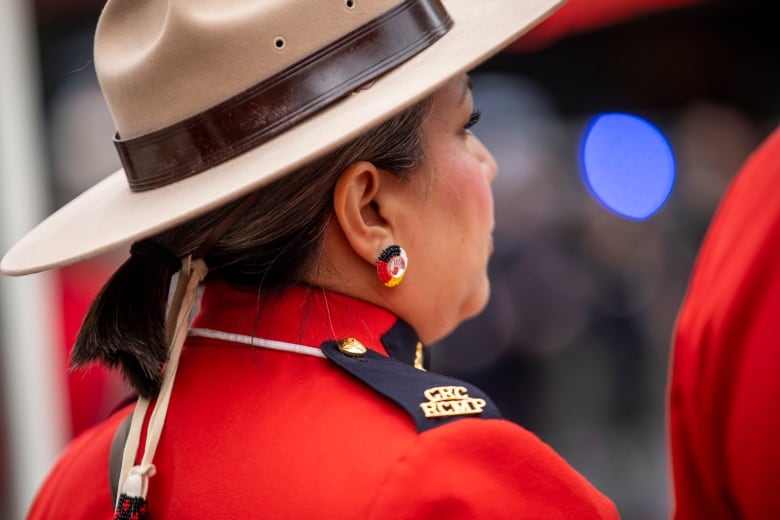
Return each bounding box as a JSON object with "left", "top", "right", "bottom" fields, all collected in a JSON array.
[{"left": 113, "top": 256, "right": 208, "bottom": 519}]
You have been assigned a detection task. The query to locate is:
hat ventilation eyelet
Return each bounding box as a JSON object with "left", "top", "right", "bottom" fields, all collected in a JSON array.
[
  {"left": 273, "top": 36, "right": 286, "bottom": 50},
  {"left": 345, "top": 0, "right": 356, "bottom": 10}
]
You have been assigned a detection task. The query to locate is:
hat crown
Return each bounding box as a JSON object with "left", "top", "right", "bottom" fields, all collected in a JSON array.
[{"left": 95, "top": 0, "right": 400, "bottom": 139}]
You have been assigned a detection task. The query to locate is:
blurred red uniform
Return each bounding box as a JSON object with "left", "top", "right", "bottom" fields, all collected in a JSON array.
[
  {"left": 669, "top": 128, "right": 780, "bottom": 518},
  {"left": 510, "top": 0, "right": 700, "bottom": 50},
  {"left": 57, "top": 259, "right": 123, "bottom": 436}
]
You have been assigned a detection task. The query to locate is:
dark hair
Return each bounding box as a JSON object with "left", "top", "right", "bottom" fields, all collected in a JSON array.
[{"left": 71, "top": 98, "right": 432, "bottom": 397}]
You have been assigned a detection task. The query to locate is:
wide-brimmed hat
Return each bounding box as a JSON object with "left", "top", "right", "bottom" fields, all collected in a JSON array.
[{"left": 1, "top": 0, "right": 563, "bottom": 275}]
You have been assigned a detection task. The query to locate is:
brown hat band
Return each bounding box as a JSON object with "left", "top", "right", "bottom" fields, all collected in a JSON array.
[{"left": 114, "top": 0, "right": 452, "bottom": 192}]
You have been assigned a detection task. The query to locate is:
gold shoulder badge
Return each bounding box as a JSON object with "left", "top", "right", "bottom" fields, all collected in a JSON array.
[{"left": 419, "top": 386, "right": 487, "bottom": 418}]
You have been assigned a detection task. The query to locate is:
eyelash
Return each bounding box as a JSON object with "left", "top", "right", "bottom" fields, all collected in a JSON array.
[{"left": 464, "top": 110, "right": 482, "bottom": 130}]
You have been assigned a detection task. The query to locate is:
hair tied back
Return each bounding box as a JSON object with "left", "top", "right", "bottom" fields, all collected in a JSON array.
[{"left": 130, "top": 240, "right": 182, "bottom": 272}]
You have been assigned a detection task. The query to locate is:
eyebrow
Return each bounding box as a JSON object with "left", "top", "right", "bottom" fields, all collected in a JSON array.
[{"left": 459, "top": 75, "right": 472, "bottom": 105}]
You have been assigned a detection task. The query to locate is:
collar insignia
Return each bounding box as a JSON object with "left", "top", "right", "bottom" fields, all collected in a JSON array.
[{"left": 420, "top": 386, "right": 487, "bottom": 418}]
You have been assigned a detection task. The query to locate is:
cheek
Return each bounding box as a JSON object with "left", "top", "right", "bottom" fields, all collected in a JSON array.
[
  {"left": 441, "top": 146, "right": 491, "bottom": 200},
  {"left": 422, "top": 142, "right": 495, "bottom": 259},
  {"left": 472, "top": 177, "right": 493, "bottom": 219},
  {"left": 458, "top": 163, "right": 494, "bottom": 227}
]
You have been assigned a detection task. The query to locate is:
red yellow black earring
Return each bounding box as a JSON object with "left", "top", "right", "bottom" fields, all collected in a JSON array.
[{"left": 376, "top": 245, "right": 408, "bottom": 288}]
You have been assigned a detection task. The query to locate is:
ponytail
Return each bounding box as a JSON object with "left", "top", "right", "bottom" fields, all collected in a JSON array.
[{"left": 71, "top": 241, "right": 180, "bottom": 398}]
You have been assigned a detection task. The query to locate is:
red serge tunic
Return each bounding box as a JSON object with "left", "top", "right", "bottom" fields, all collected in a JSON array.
[
  {"left": 669, "top": 129, "right": 780, "bottom": 519},
  {"left": 30, "top": 282, "right": 618, "bottom": 518}
]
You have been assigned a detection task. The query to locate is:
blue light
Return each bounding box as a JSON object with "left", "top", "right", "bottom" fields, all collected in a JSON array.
[{"left": 580, "top": 113, "right": 675, "bottom": 220}]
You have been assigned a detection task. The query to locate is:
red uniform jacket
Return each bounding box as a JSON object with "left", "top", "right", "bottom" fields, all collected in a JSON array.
[
  {"left": 669, "top": 128, "right": 780, "bottom": 518},
  {"left": 30, "top": 282, "right": 618, "bottom": 518}
]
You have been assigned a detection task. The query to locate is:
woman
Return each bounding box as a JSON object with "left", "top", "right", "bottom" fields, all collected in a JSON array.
[{"left": 4, "top": 0, "right": 618, "bottom": 517}]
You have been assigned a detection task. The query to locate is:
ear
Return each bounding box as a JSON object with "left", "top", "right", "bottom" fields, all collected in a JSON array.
[{"left": 332, "top": 161, "right": 405, "bottom": 265}]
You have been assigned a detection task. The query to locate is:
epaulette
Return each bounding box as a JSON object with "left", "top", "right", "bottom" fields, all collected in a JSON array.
[{"left": 321, "top": 337, "right": 502, "bottom": 433}]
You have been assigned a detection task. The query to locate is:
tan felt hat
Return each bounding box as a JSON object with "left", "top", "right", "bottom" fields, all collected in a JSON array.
[{"left": 1, "top": 0, "right": 564, "bottom": 275}]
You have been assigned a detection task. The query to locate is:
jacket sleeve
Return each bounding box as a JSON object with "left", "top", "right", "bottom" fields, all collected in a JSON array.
[{"left": 366, "top": 418, "right": 619, "bottom": 519}]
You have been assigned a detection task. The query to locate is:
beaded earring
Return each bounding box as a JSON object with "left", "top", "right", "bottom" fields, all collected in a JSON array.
[{"left": 376, "top": 245, "right": 408, "bottom": 287}]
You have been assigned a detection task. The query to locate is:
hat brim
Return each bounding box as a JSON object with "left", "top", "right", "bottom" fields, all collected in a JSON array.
[{"left": 2, "top": 0, "right": 564, "bottom": 275}]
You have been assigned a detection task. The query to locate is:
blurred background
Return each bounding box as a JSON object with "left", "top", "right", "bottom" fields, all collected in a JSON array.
[{"left": 0, "top": 0, "right": 777, "bottom": 518}]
